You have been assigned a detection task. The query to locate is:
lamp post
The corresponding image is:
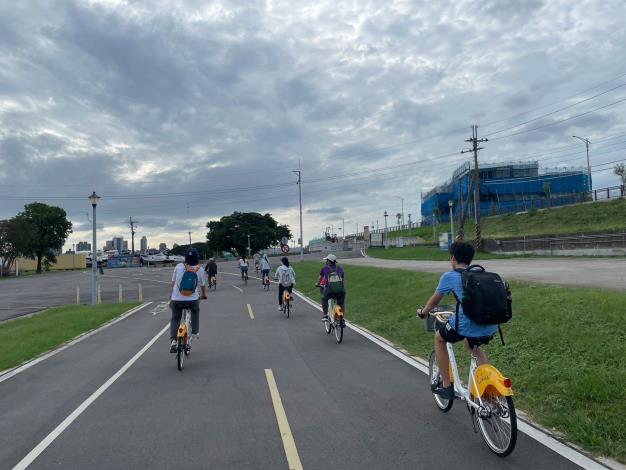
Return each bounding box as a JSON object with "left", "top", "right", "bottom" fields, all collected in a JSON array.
[
  {"left": 247, "top": 233, "right": 251, "bottom": 258},
  {"left": 572, "top": 136, "right": 592, "bottom": 191},
  {"left": 89, "top": 191, "right": 100, "bottom": 305},
  {"left": 383, "top": 211, "right": 389, "bottom": 249},
  {"left": 448, "top": 200, "right": 454, "bottom": 240}
]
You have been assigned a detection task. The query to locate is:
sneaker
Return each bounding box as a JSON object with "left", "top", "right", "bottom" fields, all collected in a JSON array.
[
  {"left": 431, "top": 383, "right": 454, "bottom": 400},
  {"left": 322, "top": 314, "right": 329, "bottom": 321},
  {"left": 169, "top": 339, "right": 177, "bottom": 353},
  {"left": 192, "top": 333, "right": 200, "bottom": 339},
  {"left": 278, "top": 305, "right": 283, "bottom": 311}
]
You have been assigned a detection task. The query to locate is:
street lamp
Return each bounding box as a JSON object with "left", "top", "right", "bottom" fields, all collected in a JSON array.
[
  {"left": 393, "top": 196, "right": 405, "bottom": 226},
  {"left": 383, "top": 211, "right": 389, "bottom": 249},
  {"left": 448, "top": 200, "right": 454, "bottom": 240},
  {"left": 572, "top": 136, "right": 592, "bottom": 191},
  {"left": 88, "top": 191, "right": 100, "bottom": 305}
]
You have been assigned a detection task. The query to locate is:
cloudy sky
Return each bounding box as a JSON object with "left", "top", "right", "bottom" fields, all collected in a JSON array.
[{"left": 1, "top": 0, "right": 626, "bottom": 251}]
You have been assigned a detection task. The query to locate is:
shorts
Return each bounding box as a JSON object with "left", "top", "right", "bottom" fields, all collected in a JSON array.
[
  {"left": 240, "top": 266, "right": 249, "bottom": 272},
  {"left": 437, "top": 321, "right": 492, "bottom": 348}
]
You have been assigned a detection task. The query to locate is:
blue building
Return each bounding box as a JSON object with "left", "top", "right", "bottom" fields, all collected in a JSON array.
[{"left": 421, "top": 161, "right": 589, "bottom": 224}]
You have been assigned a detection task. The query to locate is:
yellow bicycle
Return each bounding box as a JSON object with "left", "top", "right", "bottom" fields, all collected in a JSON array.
[{"left": 427, "top": 309, "right": 517, "bottom": 456}]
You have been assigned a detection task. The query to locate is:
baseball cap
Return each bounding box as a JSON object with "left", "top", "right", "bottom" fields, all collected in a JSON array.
[
  {"left": 323, "top": 254, "right": 337, "bottom": 262},
  {"left": 185, "top": 248, "right": 199, "bottom": 265}
]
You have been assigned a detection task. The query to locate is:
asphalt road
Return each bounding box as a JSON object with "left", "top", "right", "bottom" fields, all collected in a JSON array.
[
  {"left": 0, "top": 265, "right": 600, "bottom": 469},
  {"left": 345, "top": 256, "right": 626, "bottom": 291}
]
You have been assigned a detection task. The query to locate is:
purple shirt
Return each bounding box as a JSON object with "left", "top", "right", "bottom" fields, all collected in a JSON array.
[{"left": 320, "top": 265, "right": 344, "bottom": 281}]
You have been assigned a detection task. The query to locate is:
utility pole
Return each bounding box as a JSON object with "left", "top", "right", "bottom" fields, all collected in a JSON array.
[
  {"left": 129, "top": 217, "right": 137, "bottom": 255},
  {"left": 461, "top": 125, "right": 487, "bottom": 250},
  {"left": 247, "top": 233, "right": 251, "bottom": 258},
  {"left": 293, "top": 167, "right": 304, "bottom": 262},
  {"left": 572, "top": 136, "right": 592, "bottom": 191},
  {"left": 188, "top": 231, "right": 192, "bottom": 246}
]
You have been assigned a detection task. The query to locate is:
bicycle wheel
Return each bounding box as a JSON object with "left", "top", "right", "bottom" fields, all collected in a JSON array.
[
  {"left": 334, "top": 318, "right": 343, "bottom": 343},
  {"left": 176, "top": 338, "right": 185, "bottom": 371},
  {"left": 286, "top": 301, "right": 290, "bottom": 318},
  {"left": 475, "top": 395, "right": 517, "bottom": 456},
  {"left": 429, "top": 351, "right": 453, "bottom": 412},
  {"left": 324, "top": 300, "right": 333, "bottom": 334}
]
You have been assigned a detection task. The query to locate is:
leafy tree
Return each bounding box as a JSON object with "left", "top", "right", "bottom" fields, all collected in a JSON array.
[
  {"left": 0, "top": 217, "right": 35, "bottom": 276},
  {"left": 206, "top": 212, "right": 291, "bottom": 257},
  {"left": 170, "top": 242, "right": 211, "bottom": 259},
  {"left": 614, "top": 163, "right": 626, "bottom": 187},
  {"left": 18, "top": 203, "right": 72, "bottom": 273}
]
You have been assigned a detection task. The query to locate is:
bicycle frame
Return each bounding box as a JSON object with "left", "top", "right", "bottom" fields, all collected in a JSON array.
[
  {"left": 446, "top": 343, "right": 512, "bottom": 412},
  {"left": 177, "top": 309, "right": 191, "bottom": 343}
]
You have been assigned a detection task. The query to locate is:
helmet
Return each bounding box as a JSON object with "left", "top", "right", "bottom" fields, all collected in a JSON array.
[
  {"left": 185, "top": 248, "right": 199, "bottom": 265},
  {"left": 323, "top": 254, "right": 337, "bottom": 262},
  {"left": 209, "top": 258, "right": 214, "bottom": 262}
]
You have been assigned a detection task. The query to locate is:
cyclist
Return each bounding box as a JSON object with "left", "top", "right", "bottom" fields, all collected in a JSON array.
[
  {"left": 417, "top": 241, "right": 497, "bottom": 400},
  {"left": 238, "top": 255, "right": 249, "bottom": 280},
  {"left": 204, "top": 257, "right": 218, "bottom": 287},
  {"left": 169, "top": 247, "right": 207, "bottom": 353},
  {"left": 253, "top": 252, "right": 261, "bottom": 273},
  {"left": 274, "top": 256, "right": 296, "bottom": 310},
  {"left": 260, "top": 254, "right": 271, "bottom": 286},
  {"left": 314, "top": 254, "right": 345, "bottom": 322}
]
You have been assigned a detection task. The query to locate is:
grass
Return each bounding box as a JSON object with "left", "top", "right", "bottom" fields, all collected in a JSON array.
[
  {"left": 293, "top": 261, "right": 626, "bottom": 462},
  {"left": 366, "top": 245, "right": 509, "bottom": 261},
  {"left": 0, "top": 302, "right": 141, "bottom": 372},
  {"left": 386, "top": 198, "right": 626, "bottom": 241}
]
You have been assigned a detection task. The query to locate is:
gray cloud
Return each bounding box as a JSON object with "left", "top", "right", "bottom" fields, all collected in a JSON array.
[{"left": 0, "top": 0, "right": 625, "bottom": 247}]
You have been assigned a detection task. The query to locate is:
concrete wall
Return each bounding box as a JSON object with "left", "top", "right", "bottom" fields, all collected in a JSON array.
[{"left": 17, "top": 254, "right": 86, "bottom": 271}]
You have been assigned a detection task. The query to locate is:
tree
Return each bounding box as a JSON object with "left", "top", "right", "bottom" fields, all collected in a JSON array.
[
  {"left": 615, "top": 163, "right": 626, "bottom": 188},
  {"left": 0, "top": 217, "right": 35, "bottom": 276},
  {"left": 170, "top": 242, "right": 210, "bottom": 259},
  {"left": 18, "top": 203, "right": 73, "bottom": 273},
  {"left": 206, "top": 212, "right": 291, "bottom": 256}
]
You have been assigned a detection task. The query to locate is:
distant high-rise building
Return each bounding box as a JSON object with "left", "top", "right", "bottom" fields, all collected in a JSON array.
[
  {"left": 77, "top": 241, "right": 91, "bottom": 252},
  {"left": 123, "top": 240, "right": 129, "bottom": 251},
  {"left": 159, "top": 243, "right": 167, "bottom": 252},
  {"left": 140, "top": 236, "right": 147, "bottom": 254},
  {"left": 104, "top": 240, "right": 114, "bottom": 251},
  {"left": 112, "top": 237, "right": 124, "bottom": 253}
]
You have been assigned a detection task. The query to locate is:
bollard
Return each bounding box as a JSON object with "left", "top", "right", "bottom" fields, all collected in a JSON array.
[
  {"left": 76, "top": 286, "right": 80, "bottom": 305},
  {"left": 138, "top": 283, "right": 143, "bottom": 302},
  {"left": 118, "top": 284, "right": 123, "bottom": 303},
  {"left": 97, "top": 284, "right": 102, "bottom": 304}
]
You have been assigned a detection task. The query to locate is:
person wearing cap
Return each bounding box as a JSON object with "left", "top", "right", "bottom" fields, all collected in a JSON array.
[
  {"left": 315, "top": 254, "right": 346, "bottom": 321},
  {"left": 274, "top": 257, "right": 296, "bottom": 311},
  {"left": 205, "top": 257, "right": 218, "bottom": 288},
  {"left": 168, "top": 247, "right": 207, "bottom": 353}
]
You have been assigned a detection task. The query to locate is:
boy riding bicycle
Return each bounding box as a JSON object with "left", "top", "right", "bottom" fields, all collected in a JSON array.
[
  {"left": 417, "top": 241, "right": 497, "bottom": 400},
  {"left": 239, "top": 255, "right": 249, "bottom": 279},
  {"left": 169, "top": 248, "right": 207, "bottom": 353}
]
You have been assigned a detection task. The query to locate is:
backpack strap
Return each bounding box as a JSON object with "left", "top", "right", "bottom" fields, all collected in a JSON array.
[
  {"left": 498, "top": 325, "right": 505, "bottom": 346},
  {"left": 451, "top": 268, "right": 466, "bottom": 332}
]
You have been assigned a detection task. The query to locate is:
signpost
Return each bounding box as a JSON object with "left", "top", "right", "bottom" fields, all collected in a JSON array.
[{"left": 281, "top": 245, "right": 290, "bottom": 254}]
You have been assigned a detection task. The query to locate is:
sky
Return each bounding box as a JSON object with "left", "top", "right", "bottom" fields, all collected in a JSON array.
[{"left": 1, "top": 0, "right": 626, "bottom": 251}]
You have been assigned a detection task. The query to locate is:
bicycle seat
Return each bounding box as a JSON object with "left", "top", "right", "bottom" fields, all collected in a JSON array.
[{"left": 468, "top": 336, "right": 493, "bottom": 347}]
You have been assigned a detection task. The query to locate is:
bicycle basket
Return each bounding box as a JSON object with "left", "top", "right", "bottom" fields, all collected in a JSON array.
[{"left": 424, "top": 305, "right": 453, "bottom": 332}]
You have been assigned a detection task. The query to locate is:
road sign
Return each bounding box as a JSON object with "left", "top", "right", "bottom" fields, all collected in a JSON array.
[
  {"left": 281, "top": 236, "right": 289, "bottom": 246},
  {"left": 281, "top": 245, "right": 289, "bottom": 254}
]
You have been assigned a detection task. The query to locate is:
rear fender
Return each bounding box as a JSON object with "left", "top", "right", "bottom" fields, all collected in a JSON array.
[{"left": 472, "top": 364, "right": 513, "bottom": 397}]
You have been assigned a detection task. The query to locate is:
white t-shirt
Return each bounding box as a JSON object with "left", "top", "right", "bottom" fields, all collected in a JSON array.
[
  {"left": 171, "top": 263, "right": 206, "bottom": 301},
  {"left": 239, "top": 259, "right": 249, "bottom": 268}
]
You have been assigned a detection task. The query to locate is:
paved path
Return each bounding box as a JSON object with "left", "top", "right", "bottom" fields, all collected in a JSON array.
[
  {"left": 344, "top": 256, "right": 626, "bottom": 291},
  {"left": 0, "top": 267, "right": 604, "bottom": 469}
]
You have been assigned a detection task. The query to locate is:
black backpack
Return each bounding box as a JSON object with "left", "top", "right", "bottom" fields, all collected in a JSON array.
[{"left": 454, "top": 265, "right": 512, "bottom": 326}]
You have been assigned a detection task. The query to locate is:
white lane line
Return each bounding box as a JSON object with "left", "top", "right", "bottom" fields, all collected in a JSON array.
[
  {"left": 12, "top": 322, "right": 169, "bottom": 470},
  {"left": 247, "top": 304, "right": 255, "bottom": 320},
  {"left": 264, "top": 369, "right": 304, "bottom": 470},
  {"left": 0, "top": 302, "right": 152, "bottom": 384},
  {"left": 232, "top": 285, "right": 243, "bottom": 293},
  {"left": 292, "top": 290, "right": 612, "bottom": 470}
]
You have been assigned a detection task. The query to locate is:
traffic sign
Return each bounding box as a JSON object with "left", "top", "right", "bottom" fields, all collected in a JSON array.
[
  {"left": 281, "top": 245, "right": 290, "bottom": 254},
  {"left": 281, "top": 236, "right": 289, "bottom": 246}
]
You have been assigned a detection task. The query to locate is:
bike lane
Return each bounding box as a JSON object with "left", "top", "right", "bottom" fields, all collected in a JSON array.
[{"left": 12, "top": 267, "right": 593, "bottom": 469}]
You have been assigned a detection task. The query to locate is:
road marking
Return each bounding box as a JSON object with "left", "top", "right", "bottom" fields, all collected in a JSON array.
[
  {"left": 0, "top": 302, "right": 152, "bottom": 383},
  {"left": 151, "top": 301, "right": 169, "bottom": 316},
  {"left": 264, "top": 369, "right": 303, "bottom": 470},
  {"left": 247, "top": 303, "right": 255, "bottom": 320},
  {"left": 232, "top": 285, "right": 243, "bottom": 293},
  {"left": 11, "top": 322, "right": 168, "bottom": 470},
  {"left": 292, "top": 290, "right": 613, "bottom": 470}
]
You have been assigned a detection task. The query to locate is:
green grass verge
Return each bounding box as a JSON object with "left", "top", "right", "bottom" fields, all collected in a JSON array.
[
  {"left": 294, "top": 261, "right": 626, "bottom": 462},
  {"left": 0, "top": 302, "right": 141, "bottom": 371},
  {"left": 366, "top": 245, "right": 509, "bottom": 261},
  {"left": 387, "top": 198, "right": 626, "bottom": 241}
]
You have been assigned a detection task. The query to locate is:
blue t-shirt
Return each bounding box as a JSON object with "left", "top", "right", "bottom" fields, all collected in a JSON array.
[{"left": 435, "top": 270, "right": 498, "bottom": 338}]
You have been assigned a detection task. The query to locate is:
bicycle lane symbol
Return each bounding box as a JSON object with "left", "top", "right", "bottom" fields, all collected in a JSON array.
[{"left": 151, "top": 302, "right": 169, "bottom": 316}]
